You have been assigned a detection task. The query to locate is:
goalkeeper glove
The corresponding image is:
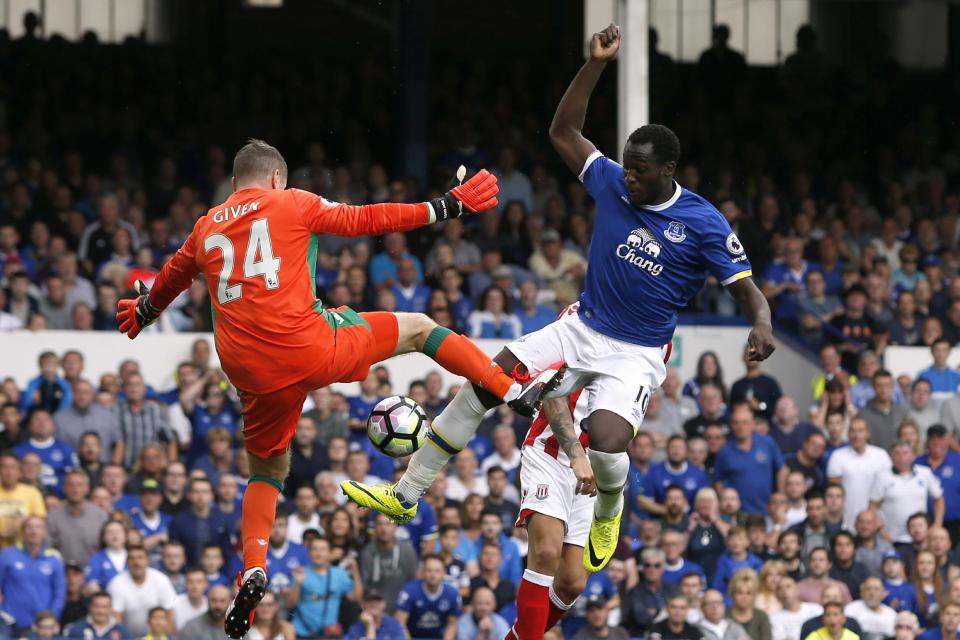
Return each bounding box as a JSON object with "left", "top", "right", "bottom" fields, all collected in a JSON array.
[
  {"left": 428, "top": 165, "right": 499, "bottom": 221},
  {"left": 116, "top": 280, "right": 161, "bottom": 339}
]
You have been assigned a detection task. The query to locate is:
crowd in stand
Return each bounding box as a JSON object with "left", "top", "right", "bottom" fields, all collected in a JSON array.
[{"left": 2, "top": 13, "right": 960, "bottom": 640}]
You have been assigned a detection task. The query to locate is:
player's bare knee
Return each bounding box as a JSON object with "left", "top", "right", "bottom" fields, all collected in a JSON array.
[
  {"left": 587, "top": 409, "right": 634, "bottom": 453},
  {"left": 247, "top": 450, "right": 289, "bottom": 483}
]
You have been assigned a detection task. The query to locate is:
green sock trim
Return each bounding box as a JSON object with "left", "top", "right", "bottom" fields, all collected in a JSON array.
[
  {"left": 423, "top": 326, "right": 454, "bottom": 359},
  {"left": 250, "top": 475, "right": 284, "bottom": 492}
]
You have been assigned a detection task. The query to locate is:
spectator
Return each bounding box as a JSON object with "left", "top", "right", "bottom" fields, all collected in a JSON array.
[
  {"left": 640, "top": 436, "right": 711, "bottom": 514},
  {"left": 770, "top": 576, "right": 823, "bottom": 640},
  {"left": 762, "top": 237, "right": 814, "bottom": 328},
  {"left": 769, "top": 397, "right": 818, "bottom": 456},
  {"left": 755, "top": 561, "right": 785, "bottom": 616},
  {"left": 53, "top": 378, "right": 122, "bottom": 461},
  {"left": 475, "top": 510, "right": 522, "bottom": 587},
  {"left": 469, "top": 542, "right": 515, "bottom": 615},
  {"left": 361, "top": 514, "right": 419, "bottom": 611},
  {"left": 180, "top": 371, "right": 240, "bottom": 463},
  {"left": 19, "top": 350, "right": 72, "bottom": 415},
  {"left": 828, "top": 531, "right": 870, "bottom": 600},
  {"left": 854, "top": 509, "right": 893, "bottom": 578},
  {"left": 726, "top": 569, "right": 772, "bottom": 640},
  {"left": 570, "top": 595, "right": 628, "bottom": 640},
  {"left": 730, "top": 346, "right": 782, "bottom": 422},
  {"left": 686, "top": 487, "right": 729, "bottom": 582},
  {"left": 827, "top": 417, "right": 892, "bottom": 529},
  {"left": 696, "top": 589, "right": 749, "bottom": 640},
  {"left": 28, "top": 611, "right": 62, "bottom": 640},
  {"left": 480, "top": 425, "right": 521, "bottom": 475},
  {"left": 661, "top": 530, "right": 705, "bottom": 586},
  {"left": 46, "top": 469, "right": 108, "bottom": 567},
  {"left": 117, "top": 373, "right": 176, "bottom": 468},
  {"left": 803, "top": 601, "right": 857, "bottom": 640},
  {"left": 796, "top": 548, "right": 852, "bottom": 605},
  {"left": 843, "top": 575, "right": 896, "bottom": 640},
  {"left": 191, "top": 427, "right": 239, "bottom": 489},
  {"left": 623, "top": 547, "right": 678, "bottom": 637},
  {"left": 60, "top": 563, "right": 88, "bottom": 629},
  {"left": 85, "top": 521, "right": 128, "bottom": 594},
  {"left": 796, "top": 270, "right": 843, "bottom": 347},
  {"left": 917, "top": 599, "right": 960, "bottom": 640},
  {"left": 446, "top": 448, "right": 488, "bottom": 500},
  {"left": 712, "top": 526, "right": 763, "bottom": 598},
  {"left": 858, "top": 370, "right": 908, "bottom": 452},
  {"left": 869, "top": 441, "right": 944, "bottom": 545},
  {"left": 158, "top": 541, "right": 187, "bottom": 595},
  {"left": 713, "top": 403, "right": 786, "bottom": 514},
  {"left": 160, "top": 461, "right": 189, "bottom": 515},
  {"left": 288, "top": 536, "right": 359, "bottom": 637},
  {"left": 456, "top": 585, "right": 510, "bottom": 640},
  {"left": 0, "top": 516, "right": 65, "bottom": 635},
  {"left": 516, "top": 280, "right": 555, "bottom": 334},
  {"left": 466, "top": 285, "right": 522, "bottom": 340},
  {"left": 917, "top": 425, "right": 960, "bottom": 544},
  {"left": 527, "top": 229, "right": 585, "bottom": 306},
  {"left": 391, "top": 258, "right": 432, "bottom": 313},
  {"left": 907, "top": 380, "right": 940, "bottom": 436},
  {"left": 786, "top": 432, "right": 827, "bottom": 491},
  {"left": 106, "top": 545, "right": 176, "bottom": 637},
  {"left": 0, "top": 451, "right": 47, "bottom": 548},
  {"left": 893, "top": 611, "right": 920, "bottom": 640},
  {"left": 370, "top": 232, "right": 423, "bottom": 288},
  {"left": 265, "top": 510, "right": 310, "bottom": 594},
  {"left": 910, "top": 550, "right": 945, "bottom": 628},
  {"left": 890, "top": 290, "right": 925, "bottom": 346},
  {"left": 683, "top": 383, "right": 729, "bottom": 439},
  {"left": 13, "top": 409, "right": 78, "bottom": 496},
  {"left": 63, "top": 591, "right": 130, "bottom": 639},
  {"left": 828, "top": 284, "right": 887, "bottom": 373},
  {"left": 397, "top": 554, "right": 462, "bottom": 640},
  {"left": 286, "top": 485, "right": 323, "bottom": 545},
  {"left": 483, "top": 466, "right": 520, "bottom": 530},
  {"left": 168, "top": 478, "right": 232, "bottom": 566},
  {"left": 172, "top": 568, "right": 208, "bottom": 632},
  {"left": 683, "top": 352, "right": 728, "bottom": 405},
  {"left": 649, "top": 593, "right": 702, "bottom": 639},
  {"left": 179, "top": 584, "right": 231, "bottom": 640},
  {"left": 247, "top": 590, "right": 296, "bottom": 640}
]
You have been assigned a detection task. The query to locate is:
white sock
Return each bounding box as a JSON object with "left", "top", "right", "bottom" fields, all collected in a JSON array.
[
  {"left": 548, "top": 583, "right": 576, "bottom": 611},
  {"left": 395, "top": 383, "right": 487, "bottom": 505},
  {"left": 590, "top": 449, "right": 628, "bottom": 518}
]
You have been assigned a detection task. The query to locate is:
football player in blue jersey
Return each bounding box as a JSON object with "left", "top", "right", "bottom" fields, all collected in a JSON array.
[{"left": 344, "top": 23, "right": 774, "bottom": 583}]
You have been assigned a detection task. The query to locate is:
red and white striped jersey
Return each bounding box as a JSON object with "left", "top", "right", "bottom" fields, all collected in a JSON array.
[{"left": 522, "top": 389, "right": 591, "bottom": 465}]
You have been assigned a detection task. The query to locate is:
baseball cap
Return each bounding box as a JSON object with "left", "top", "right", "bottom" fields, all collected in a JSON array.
[
  {"left": 541, "top": 229, "right": 562, "bottom": 243},
  {"left": 139, "top": 478, "right": 162, "bottom": 493},
  {"left": 882, "top": 549, "right": 902, "bottom": 562},
  {"left": 927, "top": 424, "right": 948, "bottom": 439},
  {"left": 585, "top": 595, "right": 607, "bottom": 609}
]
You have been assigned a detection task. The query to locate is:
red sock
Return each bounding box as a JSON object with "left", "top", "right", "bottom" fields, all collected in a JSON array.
[
  {"left": 510, "top": 570, "right": 553, "bottom": 640},
  {"left": 544, "top": 584, "right": 574, "bottom": 632},
  {"left": 425, "top": 327, "right": 514, "bottom": 399},
  {"left": 241, "top": 477, "right": 281, "bottom": 573}
]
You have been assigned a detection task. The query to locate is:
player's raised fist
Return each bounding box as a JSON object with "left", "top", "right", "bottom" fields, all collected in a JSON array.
[{"left": 590, "top": 23, "right": 620, "bottom": 61}]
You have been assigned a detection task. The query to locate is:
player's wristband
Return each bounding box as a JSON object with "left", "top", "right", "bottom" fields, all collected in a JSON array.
[{"left": 426, "top": 193, "right": 462, "bottom": 223}]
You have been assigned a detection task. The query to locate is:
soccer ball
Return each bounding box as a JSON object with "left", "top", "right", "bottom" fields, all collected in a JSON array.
[{"left": 367, "top": 395, "right": 428, "bottom": 458}]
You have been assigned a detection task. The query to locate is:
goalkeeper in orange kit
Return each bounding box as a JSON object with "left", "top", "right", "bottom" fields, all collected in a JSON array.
[{"left": 115, "top": 139, "right": 564, "bottom": 639}]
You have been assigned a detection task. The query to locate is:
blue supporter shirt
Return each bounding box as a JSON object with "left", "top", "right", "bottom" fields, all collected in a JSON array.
[
  {"left": 711, "top": 551, "right": 763, "bottom": 601},
  {"left": 628, "top": 463, "right": 649, "bottom": 520},
  {"left": 13, "top": 438, "right": 78, "bottom": 497},
  {"left": 713, "top": 433, "right": 785, "bottom": 514},
  {"left": 390, "top": 283, "right": 432, "bottom": 313},
  {"left": 884, "top": 579, "right": 918, "bottom": 612},
  {"left": 85, "top": 550, "right": 125, "bottom": 589},
  {"left": 641, "top": 461, "right": 711, "bottom": 505},
  {"left": 662, "top": 558, "right": 706, "bottom": 586},
  {"left": 399, "top": 499, "right": 438, "bottom": 556},
  {"left": 370, "top": 252, "right": 424, "bottom": 287},
  {"left": 763, "top": 261, "right": 817, "bottom": 322},
  {"left": 344, "top": 615, "right": 407, "bottom": 640},
  {"left": 187, "top": 404, "right": 240, "bottom": 462},
  {"left": 917, "top": 450, "right": 960, "bottom": 522},
  {"left": 0, "top": 544, "right": 66, "bottom": 628},
  {"left": 918, "top": 366, "right": 960, "bottom": 396},
  {"left": 578, "top": 153, "right": 752, "bottom": 346},
  {"left": 466, "top": 433, "right": 493, "bottom": 464},
  {"left": 474, "top": 533, "right": 522, "bottom": 586},
  {"left": 396, "top": 580, "right": 462, "bottom": 639},
  {"left": 292, "top": 565, "right": 353, "bottom": 636},
  {"left": 518, "top": 305, "right": 557, "bottom": 335},
  {"left": 348, "top": 395, "right": 381, "bottom": 428},
  {"left": 266, "top": 541, "right": 310, "bottom": 593},
  {"left": 918, "top": 629, "right": 960, "bottom": 640}
]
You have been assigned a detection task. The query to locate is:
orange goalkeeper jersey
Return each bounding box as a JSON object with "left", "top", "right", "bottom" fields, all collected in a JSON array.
[{"left": 149, "top": 187, "right": 430, "bottom": 395}]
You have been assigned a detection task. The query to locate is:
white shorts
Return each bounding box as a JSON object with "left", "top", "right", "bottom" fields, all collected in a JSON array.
[
  {"left": 507, "top": 303, "right": 670, "bottom": 432},
  {"left": 515, "top": 446, "right": 594, "bottom": 546}
]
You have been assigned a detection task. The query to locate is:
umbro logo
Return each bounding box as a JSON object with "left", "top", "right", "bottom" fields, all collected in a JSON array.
[{"left": 256, "top": 538, "right": 267, "bottom": 546}]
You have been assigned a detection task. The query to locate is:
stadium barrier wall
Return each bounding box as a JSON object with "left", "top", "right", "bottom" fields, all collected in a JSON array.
[
  {"left": 1, "top": 325, "right": 819, "bottom": 410},
  {"left": 886, "top": 345, "right": 944, "bottom": 381}
]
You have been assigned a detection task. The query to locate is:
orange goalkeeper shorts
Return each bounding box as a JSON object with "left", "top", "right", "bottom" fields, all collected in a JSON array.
[{"left": 240, "top": 307, "right": 398, "bottom": 459}]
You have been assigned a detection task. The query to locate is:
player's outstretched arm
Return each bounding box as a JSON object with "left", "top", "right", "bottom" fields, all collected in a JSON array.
[
  {"left": 117, "top": 232, "right": 200, "bottom": 339},
  {"left": 297, "top": 167, "right": 498, "bottom": 237},
  {"left": 542, "top": 396, "right": 597, "bottom": 496},
  {"left": 549, "top": 23, "right": 619, "bottom": 175},
  {"left": 726, "top": 277, "right": 776, "bottom": 361}
]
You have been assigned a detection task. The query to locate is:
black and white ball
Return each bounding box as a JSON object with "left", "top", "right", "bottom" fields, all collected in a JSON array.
[{"left": 367, "top": 395, "right": 428, "bottom": 458}]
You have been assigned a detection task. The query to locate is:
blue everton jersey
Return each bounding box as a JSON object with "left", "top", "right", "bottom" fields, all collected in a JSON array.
[
  {"left": 266, "top": 541, "right": 309, "bottom": 592},
  {"left": 579, "top": 153, "right": 752, "bottom": 346},
  {"left": 396, "top": 580, "right": 462, "bottom": 639}
]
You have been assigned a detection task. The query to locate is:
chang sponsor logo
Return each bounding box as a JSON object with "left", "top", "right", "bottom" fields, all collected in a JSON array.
[{"left": 616, "top": 227, "right": 664, "bottom": 276}]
